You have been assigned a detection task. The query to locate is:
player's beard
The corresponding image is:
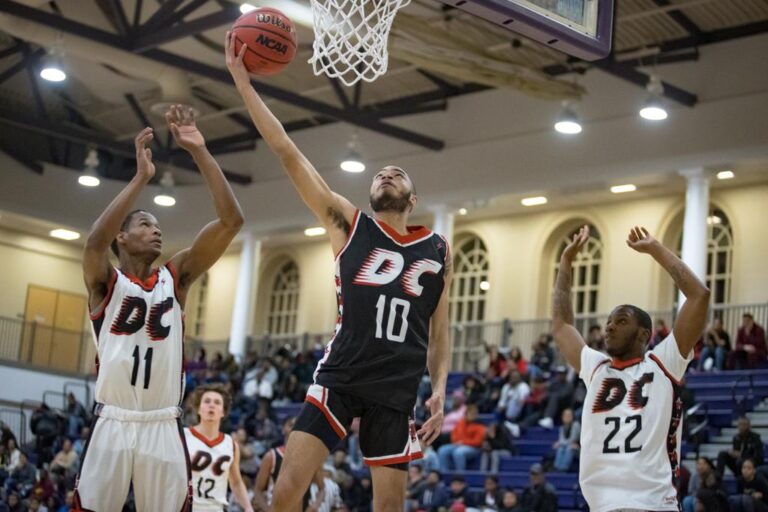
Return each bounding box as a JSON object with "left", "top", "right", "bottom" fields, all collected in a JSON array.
[
  {"left": 370, "top": 189, "right": 412, "bottom": 213},
  {"left": 606, "top": 329, "right": 639, "bottom": 358}
]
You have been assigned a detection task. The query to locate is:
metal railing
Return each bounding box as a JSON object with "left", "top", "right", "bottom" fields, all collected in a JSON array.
[
  {"left": 0, "top": 407, "right": 25, "bottom": 446},
  {"left": 5, "top": 303, "right": 767, "bottom": 375},
  {"left": 0, "top": 315, "right": 91, "bottom": 373}
]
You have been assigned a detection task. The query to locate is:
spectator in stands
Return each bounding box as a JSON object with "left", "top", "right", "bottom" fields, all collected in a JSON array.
[
  {"left": 729, "top": 313, "right": 767, "bottom": 370},
  {"left": 406, "top": 464, "right": 427, "bottom": 510},
  {"left": 57, "top": 491, "right": 75, "bottom": 512},
  {"left": 4, "top": 452, "right": 35, "bottom": 498},
  {"left": 25, "top": 496, "right": 46, "bottom": 512},
  {"left": 717, "top": 416, "right": 764, "bottom": 477},
  {"left": 49, "top": 439, "right": 77, "bottom": 478},
  {"left": 520, "top": 463, "right": 558, "bottom": 512},
  {"left": 0, "top": 422, "right": 16, "bottom": 450},
  {"left": 346, "top": 474, "right": 372, "bottom": 512},
  {"left": 648, "top": 318, "right": 671, "bottom": 350},
  {"left": 536, "top": 366, "right": 574, "bottom": 429},
  {"left": 330, "top": 449, "right": 354, "bottom": 494},
  {"left": 232, "top": 427, "right": 259, "bottom": 478},
  {"left": 485, "top": 344, "right": 509, "bottom": 383},
  {"left": 462, "top": 375, "right": 486, "bottom": 408},
  {"left": 309, "top": 465, "right": 343, "bottom": 512},
  {"left": 478, "top": 476, "right": 504, "bottom": 511},
  {"left": 433, "top": 390, "right": 467, "bottom": 449},
  {"left": 480, "top": 422, "right": 515, "bottom": 473},
  {"left": 497, "top": 370, "right": 530, "bottom": 423},
  {"left": 586, "top": 324, "right": 606, "bottom": 352},
  {"left": 447, "top": 476, "right": 473, "bottom": 508},
  {"left": 243, "top": 401, "right": 280, "bottom": 455},
  {"left": 507, "top": 347, "right": 528, "bottom": 377},
  {"left": 698, "top": 317, "right": 731, "bottom": 371},
  {"left": 29, "top": 403, "right": 61, "bottom": 465},
  {"left": 5, "top": 438, "right": 21, "bottom": 471},
  {"left": 437, "top": 404, "right": 486, "bottom": 471},
  {"left": 498, "top": 490, "right": 524, "bottom": 512},
  {"left": 528, "top": 335, "right": 554, "bottom": 378},
  {"left": 5, "top": 492, "right": 23, "bottom": 512},
  {"left": 413, "top": 470, "right": 449, "bottom": 512},
  {"left": 72, "top": 427, "right": 89, "bottom": 458},
  {"left": 552, "top": 407, "right": 580, "bottom": 472},
  {"left": 30, "top": 468, "right": 54, "bottom": 503},
  {"left": 730, "top": 458, "right": 768, "bottom": 512},
  {"left": 682, "top": 456, "right": 718, "bottom": 512},
  {"left": 64, "top": 393, "right": 87, "bottom": 440}
]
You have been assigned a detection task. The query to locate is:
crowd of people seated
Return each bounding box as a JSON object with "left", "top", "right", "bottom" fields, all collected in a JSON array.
[{"left": 0, "top": 312, "right": 766, "bottom": 511}]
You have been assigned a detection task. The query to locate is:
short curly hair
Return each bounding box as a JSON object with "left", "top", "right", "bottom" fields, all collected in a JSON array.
[{"left": 191, "top": 383, "right": 231, "bottom": 416}]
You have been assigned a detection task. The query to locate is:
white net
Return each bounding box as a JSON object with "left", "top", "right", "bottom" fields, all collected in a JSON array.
[{"left": 309, "top": 0, "right": 411, "bottom": 86}]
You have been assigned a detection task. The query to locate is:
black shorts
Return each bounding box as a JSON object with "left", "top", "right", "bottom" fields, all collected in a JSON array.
[{"left": 294, "top": 384, "right": 423, "bottom": 471}]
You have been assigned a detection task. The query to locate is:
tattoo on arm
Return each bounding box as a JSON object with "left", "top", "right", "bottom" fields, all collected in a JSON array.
[
  {"left": 326, "top": 207, "right": 351, "bottom": 233},
  {"left": 553, "top": 265, "right": 575, "bottom": 325}
]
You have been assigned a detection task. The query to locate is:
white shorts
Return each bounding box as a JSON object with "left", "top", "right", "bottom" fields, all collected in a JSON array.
[{"left": 74, "top": 404, "right": 192, "bottom": 512}]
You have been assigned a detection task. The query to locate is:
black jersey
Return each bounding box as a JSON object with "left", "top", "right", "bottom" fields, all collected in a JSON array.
[{"left": 314, "top": 210, "right": 449, "bottom": 412}]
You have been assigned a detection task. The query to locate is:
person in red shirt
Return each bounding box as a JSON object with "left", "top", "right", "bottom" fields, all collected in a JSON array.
[
  {"left": 437, "top": 404, "right": 486, "bottom": 471},
  {"left": 729, "top": 313, "right": 767, "bottom": 370}
]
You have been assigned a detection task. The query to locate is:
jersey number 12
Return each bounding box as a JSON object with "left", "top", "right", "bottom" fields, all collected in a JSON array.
[{"left": 375, "top": 294, "right": 410, "bottom": 343}]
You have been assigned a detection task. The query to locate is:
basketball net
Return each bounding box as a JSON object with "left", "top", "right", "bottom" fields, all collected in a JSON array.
[{"left": 309, "top": 0, "right": 411, "bottom": 86}]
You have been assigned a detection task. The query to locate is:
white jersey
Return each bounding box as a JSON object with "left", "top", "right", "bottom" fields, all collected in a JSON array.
[
  {"left": 579, "top": 334, "right": 691, "bottom": 512},
  {"left": 185, "top": 427, "right": 234, "bottom": 511},
  {"left": 90, "top": 265, "right": 185, "bottom": 411}
]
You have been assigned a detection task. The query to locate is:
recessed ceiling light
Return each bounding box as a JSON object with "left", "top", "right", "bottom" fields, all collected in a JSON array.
[
  {"left": 717, "top": 170, "right": 734, "bottom": 180},
  {"left": 50, "top": 228, "right": 80, "bottom": 240},
  {"left": 458, "top": 208, "right": 467, "bottom": 216},
  {"left": 610, "top": 184, "right": 637, "bottom": 194},
  {"left": 706, "top": 215, "right": 722, "bottom": 225},
  {"left": 153, "top": 194, "right": 176, "bottom": 207},
  {"left": 521, "top": 196, "right": 547, "bottom": 206},
  {"left": 479, "top": 280, "right": 490, "bottom": 291},
  {"left": 304, "top": 227, "right": 327, "bottom": 237},
  {"left": 78, "top": 175, "right": 100, "bottom": 187},
  {"left": 240, "top": 3, "right": 256, "bottom": 13},
  {"left": 40, "top": 66, "right": 66, "bottom": 82}
]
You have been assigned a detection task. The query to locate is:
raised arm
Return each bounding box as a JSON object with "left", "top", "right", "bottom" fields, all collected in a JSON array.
[
  {"left": 228, "top": 442, "right": 254, "bottom": 512},
  {"left": 251, "top": 449, "right": 272, "bottom": 512},
  {"left": 225, "top": 32, "right": 355, "bottom": 255},
  {"left": 551, "top": 225, "right": 590, "bottom": 372},
  {"left": 83, "top": 128, "right": 155, "bottom": 310},
  {"left": 626, "top": 226, "right": 710, "bottom": 357},
  {"left": 418, "top": 259, "right": 453, "bottom": 446},
  {"left": 165, "top": 105, "right": 244, "bottom": 307}
]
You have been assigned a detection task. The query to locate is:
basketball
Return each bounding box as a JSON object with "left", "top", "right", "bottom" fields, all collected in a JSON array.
[{"left": 232, "top": 8, "right": 297, "bottom": 76}]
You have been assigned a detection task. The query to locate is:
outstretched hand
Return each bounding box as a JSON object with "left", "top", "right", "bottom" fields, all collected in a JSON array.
[
  {"left": 134, "top": 127, "right": 155, "bottom": 180},
  {"left": 165, "top": 104, "right": 205, "bottom": 152},
  {"left": 225, "top": 30, "right": 250, "bottom": 87},
  {"left": 417, "top": 392, "right": 445, "bottom": 446},
  {"left": 626, "top": 226, "right": 660, "bottom": 254},
  {"left": 561, "top": 225, "right": 590, "bottom": 262}
]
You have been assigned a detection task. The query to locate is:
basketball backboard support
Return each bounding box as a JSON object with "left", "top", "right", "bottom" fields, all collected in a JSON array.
[{"left": 438, "top": 0, "right": 614, "bottom": 61}]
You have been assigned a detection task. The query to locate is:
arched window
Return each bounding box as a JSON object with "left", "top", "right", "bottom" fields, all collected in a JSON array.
[
  {"left": 450, "top": 236, "right": 490, "bottom": 323},
  {"left": 553, "top": 225, "right": 602, "bottom": 315},
  {"left": 676, "top": 208, "right": 733, "bottom": 306},
  {"left": 267, "top": 260, "right": 300, "bottom": 334}
]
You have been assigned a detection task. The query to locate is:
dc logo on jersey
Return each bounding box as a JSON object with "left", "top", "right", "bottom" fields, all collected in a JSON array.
[
  {"left": 190, "top": 451, "right": 231, "bottom": 476},
  {"left": 353, "top": 248, "right": 442, "bottom": 297},
  {"left": 110, "top": 296, "right": 174, "bottom": 341},
  {"left": 592, "top": 373, "right": 655, "bottom": 413}
]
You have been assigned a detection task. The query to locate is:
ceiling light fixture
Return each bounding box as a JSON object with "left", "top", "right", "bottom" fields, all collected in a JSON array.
[
  {"left": 78, "top": 148, "right": 100, "bottom": 187},
  {"left": 554, "top": 102, "right": 582, "bottom": 135},
  {"left": 340, "top": 133, "right": 365, "bottom": 173},
  {"left": 240, "top": 3, "right": 257, "bottom": 13},
  {"left": 521, "top": 196, "right": 548, "bottom": 206},
  {"left": 717, "top": 170, "right": 734, "bottom": 180},
  {"left": 50, "top": 228, "right": 80, "bottom": 240},
  {"left": 458, "top": 208, "right": 468, "bottom": 216},
  {"left": 153, "top": 171, "right": 176, "bottom": 207},
  {"left": 610, "top": 184, "right": 637, "bottom": 194},
  {"left": 639, "top": 74, "right": 668, "bottom": 121},
  {"left": 304, "top": 227, "right": 327, "bottom": 237}
]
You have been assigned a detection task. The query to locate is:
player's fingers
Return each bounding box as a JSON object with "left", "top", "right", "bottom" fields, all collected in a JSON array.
[
  {"left": 237, "top": 42, "right": 247, "bottom": 62},
  {"left": 641, "top": 226, "right": 650, "bottom": 238}
]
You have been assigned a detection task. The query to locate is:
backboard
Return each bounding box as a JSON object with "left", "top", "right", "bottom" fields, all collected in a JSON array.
[{"left": 439, "top": 0, "right": 614, "bottom": 60}]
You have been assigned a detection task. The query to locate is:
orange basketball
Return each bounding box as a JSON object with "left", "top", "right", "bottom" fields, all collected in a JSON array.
[{"left": 232, "top": 8, "right": 298, "bottom": 76}]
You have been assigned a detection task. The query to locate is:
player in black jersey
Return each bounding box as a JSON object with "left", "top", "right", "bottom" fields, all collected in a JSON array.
[{"left": 227, "top": 33, "right": 453, "bottom": 511}]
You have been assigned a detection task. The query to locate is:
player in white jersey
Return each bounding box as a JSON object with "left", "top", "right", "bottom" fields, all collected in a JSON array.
[
  {"left": 75, "top": 106, "right": 244, "bottom": 512},
  {"left": 185, "top": 384, "right": 253, "bottom": 512},
  {"left": 552, "top": 226, "right": 709, "bottom": 512}
]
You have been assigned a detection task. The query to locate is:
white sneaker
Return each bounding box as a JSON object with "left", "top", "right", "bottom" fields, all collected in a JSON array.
[
  {"left": 504, "top": 421, "right": 521, "bottom": 438},
  {"left": 538, "top": 417, "right": 554, "bottom": 429}
]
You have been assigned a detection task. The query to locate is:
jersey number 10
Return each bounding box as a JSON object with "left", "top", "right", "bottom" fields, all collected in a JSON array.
[{"left": 375, "top": 294, "right": 410, "bottom": 343}]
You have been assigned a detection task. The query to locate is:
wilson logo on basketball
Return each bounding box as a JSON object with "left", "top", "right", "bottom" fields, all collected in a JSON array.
[
  {"left": 256, "top": 13, "right": 293, "bottom": 33},
  {"left": 254, "top": 34, "right": 289, "bottom": 55}
]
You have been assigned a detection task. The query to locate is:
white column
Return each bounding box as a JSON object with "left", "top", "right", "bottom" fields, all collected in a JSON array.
[
  {"left": 229, "top": 232, "right": 261, "bottom": 361},
  {"left": 431, "top": 204, "right": 455, "bottom": 246},
  {"left": 678, "top": 168, "right": 709, "bottom": 308}
]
